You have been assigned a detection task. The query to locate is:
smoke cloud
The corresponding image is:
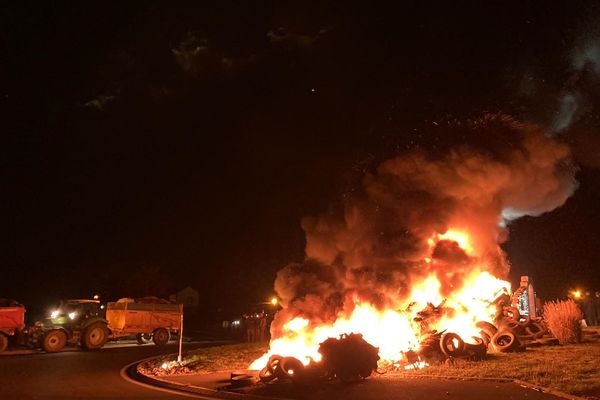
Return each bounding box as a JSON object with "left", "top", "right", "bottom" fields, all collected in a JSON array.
[{"left": 271, "top": 114, "right": 577, "bottom": 337}]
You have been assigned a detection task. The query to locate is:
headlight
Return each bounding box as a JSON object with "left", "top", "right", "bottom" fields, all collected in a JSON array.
[
  {"left": 50, "top": 310, "right": 59, "bottom": 319},
  {"left": 68, "top": 312, "right": 77, "bottom": 320}
]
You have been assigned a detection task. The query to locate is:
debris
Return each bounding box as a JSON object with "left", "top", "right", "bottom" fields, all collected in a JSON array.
[{"left": 319, "top": 333, "right": 380, "bottom": 382}]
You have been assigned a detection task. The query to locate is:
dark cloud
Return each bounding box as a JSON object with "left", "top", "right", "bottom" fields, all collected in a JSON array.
[
  {"left": 266, "top": 27, "right": 329, "bottom": 49},
  {"left": 171, "top": 34, "right": 256, "bottom": 78}
]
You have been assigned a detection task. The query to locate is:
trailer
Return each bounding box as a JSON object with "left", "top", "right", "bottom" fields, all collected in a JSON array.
[
  {"left": 0, "top": 302, "right": 25, "bottom": 353},
  {"left": 106, "top": 300, "right": 183, "bottom": 346}
]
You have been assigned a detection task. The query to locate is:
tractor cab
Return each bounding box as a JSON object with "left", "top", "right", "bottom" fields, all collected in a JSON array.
[
  {"left": 47, "top": 299, "right": 103, "bottom": 325},
  {"left": 35, "top": 299, "right": 109, "bottom": 352}
]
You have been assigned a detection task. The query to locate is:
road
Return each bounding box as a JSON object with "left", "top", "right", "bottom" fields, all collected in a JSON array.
[{"left": 0, "top": 341, "right": 224, "bottom": 400}]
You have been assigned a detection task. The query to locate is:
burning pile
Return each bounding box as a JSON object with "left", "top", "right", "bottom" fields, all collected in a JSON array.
[{"left": 251, "top": 114, "right": 577, "bottom": 378}]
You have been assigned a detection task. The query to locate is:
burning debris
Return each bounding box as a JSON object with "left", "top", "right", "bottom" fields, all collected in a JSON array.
[
  {"left": 259, "top": 333, "right": 379, "bottom": 384},
  {"left": 250, "top": 114, "right": 577, "bottom": 376}
]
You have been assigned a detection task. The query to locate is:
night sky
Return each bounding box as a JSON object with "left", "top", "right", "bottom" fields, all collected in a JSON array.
[{"left": 3, "top": 2, "right": 600, "bottom": 316}]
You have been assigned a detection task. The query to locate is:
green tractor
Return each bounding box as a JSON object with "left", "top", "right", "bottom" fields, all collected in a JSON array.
[{"left": 32, "top": 299, "right": 109, "bottom": 352}]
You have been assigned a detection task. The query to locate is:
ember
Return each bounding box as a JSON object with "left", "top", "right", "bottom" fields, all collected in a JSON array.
[{"left": 250, "top": 114, "right": 577, "bottom": 375}]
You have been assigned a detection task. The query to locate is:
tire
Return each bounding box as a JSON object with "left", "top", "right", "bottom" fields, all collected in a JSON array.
[
  {"left": 230, "top": 375, "right": 255, "bottom": 388},
  {"left": 82, "top": 322, "right": 109, "bottom": 350},
  {"left": 500, "top": 319, "right": 521, "bottom": 332},
  {"left": 439, "top": 332, "right": 465, "bottom": 357},
  {"left": 464, "top": 337, "right": 487, "bottom": 359},
  {"left": 267, "top": 355, "right": 284, "bottom": 373},
  {"left": 535, "top": 337, "right": 559, "bottom": 346},
  {"left": 152, "top": 328, "right": 170, "bottom": 346},
  {"left": 525, "top": 322, "right": 547, "bottom": 339},
  {"left": 259, "top": 366, "right": 275, "bottom": 383},
  {"left": 0, "top": 334, "right": 8, "bottom": 353},
  {"left": 278, "top": 357, "right": 305, "bottom": 381},
  {"left": 491, "top": 330, "right": 517, "bottom": 352},
  {"left": 43, "top": 330, "right": 67, "bottom": 352},
  {"left": 475, "top": 321, "right": 498, "bottom": 338},
  {"left": 479, "top": 331, "right": 491, "bottom": 345},
  {"left": 136, "top": 333, "right": 151, "bottom": 345}
]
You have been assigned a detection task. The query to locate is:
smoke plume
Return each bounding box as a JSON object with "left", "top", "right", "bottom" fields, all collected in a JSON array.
[{"left": 271, "top": 114, "right": 577, "bottom": 338}]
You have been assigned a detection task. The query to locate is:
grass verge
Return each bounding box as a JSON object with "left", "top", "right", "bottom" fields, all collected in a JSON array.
[
  {"left": 141, "top": 330, "right": 600, "bottom": 397},
  {"left": 400, "top": 336, "right": 600, "bottom": 397},
  {"left": 139, "top": 341, "right": 268, "bottom": 376}
]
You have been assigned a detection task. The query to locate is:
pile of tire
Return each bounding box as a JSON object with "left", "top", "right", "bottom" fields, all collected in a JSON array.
[
  {"left": 478, "top": 318, "right": 556, "bottom": 353},
  {"left": 258, "top": 355, "right": 323, "bottom": 384},
  {"left": 259, "top": 355, "right": 306, "bottom": 383},
  {"left": 417, "top": 330, "right": 488, "bottom": 363},
  {"left": 259, "top": 333, "right": 380, "bottom": 384}
]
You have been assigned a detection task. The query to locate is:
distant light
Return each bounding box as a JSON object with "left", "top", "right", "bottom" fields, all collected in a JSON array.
[
  {"left": 100, "top": 305, "right": 105, "bottom": 309},
  {"left": 310, "top": 88, "right": 316, "bottom": 93},
  {"left": 50, "top": 310, "right": 59, "bottom": 319},
  {"left": 68, "top": 312, "right": 77, "bottom": 320},
  {"left": 270, "top": 297, "right": 278, "bottom": 306},
  {"left": 232, "top": 320, "right": 241, "bottom": 326},
  {"left": 572, "top": 290, "right": 582, "bottom": 299},
  {"left": 161, "top": 362, "right": 168, "bottom": 369},
  {"left": 93, "top": 294, "right": 99, "bottom": 300}
]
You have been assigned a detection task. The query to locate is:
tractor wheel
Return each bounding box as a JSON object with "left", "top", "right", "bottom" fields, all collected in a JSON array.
[
  {"left": 43, "top": 330, "right": 67, "bottom": 352},
  {"left": 82, "top": 322, "right": 109, "bottom": 350},
  {"left": 152, "top": 328, "right": 170, "bottom": 346},
  {"left": 136, "top": 333, "right": 151, "bottom": 345},
  {"left": 0, "top": 334, "right": 8, "bottom": 353}
]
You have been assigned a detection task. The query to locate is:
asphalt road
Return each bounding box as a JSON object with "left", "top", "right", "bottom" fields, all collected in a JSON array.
[{"left": 0, "top": 341, "right": 223, "bottom": 400}]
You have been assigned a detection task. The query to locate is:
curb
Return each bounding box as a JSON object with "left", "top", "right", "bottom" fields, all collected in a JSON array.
[
  {"left": 122, "top": 356, "right": 290, "bottom": 400},
  {"left": 126, "top": 355, "right": 594, "bottom": 400}
]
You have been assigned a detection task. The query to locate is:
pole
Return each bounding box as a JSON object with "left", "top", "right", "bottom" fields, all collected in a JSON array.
[{"left": 177, "top": 307, "right": 184, "bottom": 363}]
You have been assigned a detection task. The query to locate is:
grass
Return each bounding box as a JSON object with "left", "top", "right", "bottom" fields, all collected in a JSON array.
[
  {"left": 139, "top": 341, "right": 269, "bottom": 376},
  {"left": 400, "top": 332, "right": 600, "bottom": 397},
  {"left": 182, "top": 341, "right": 268, "bottom": 372},
  {"left": 143, "top": 330, "right": 600, "bottom": 397}
]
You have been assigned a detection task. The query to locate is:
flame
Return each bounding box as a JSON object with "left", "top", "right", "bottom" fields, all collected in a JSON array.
[
  {"left": 435, "top": 229, "right": 473, "bottom": 254},
  {"left": 251, "top": 229, "right": 510, "bottom": 370}
]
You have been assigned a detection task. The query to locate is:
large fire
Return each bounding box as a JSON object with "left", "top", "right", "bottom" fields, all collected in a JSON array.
[
  {"left": 250, "top": 230, "right": 510, "bottom": 369},
  {"left": 250, "top": 115, "right": 577, "bottom": 372}
]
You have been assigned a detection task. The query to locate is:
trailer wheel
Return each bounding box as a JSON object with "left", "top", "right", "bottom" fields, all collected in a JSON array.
[
  {"left": 82, "top": 322, "right": 108, "bottom": 350},
  {"left": 136, "top": 333, "right": 151, "bottom": 345},
  {"left": 0, "top": 334, "right": 8, "bottom": 353},
  {"left": 152, "top": 328, "right": 170, "bottom": 346},
  {"left": 43, "top": 330, "right": 67, "bottom": 352}
]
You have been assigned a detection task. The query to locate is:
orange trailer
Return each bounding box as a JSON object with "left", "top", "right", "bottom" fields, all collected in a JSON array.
[{"left": 106, "top": 301, "right": 182, "bottom": 346}]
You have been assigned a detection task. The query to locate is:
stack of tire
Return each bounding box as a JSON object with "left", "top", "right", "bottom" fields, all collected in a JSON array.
[
  {"left": 439, "top": 332, "right": 487, "bottom": 360},
  {"left": 477, "top": 318, "right": 557, "bottom": 353},
  {"left": 259, "top": 355, "right": 322, "bottom": 384},
  {"left": 417, "top": 330, "right": 487, "bottom": 362}
]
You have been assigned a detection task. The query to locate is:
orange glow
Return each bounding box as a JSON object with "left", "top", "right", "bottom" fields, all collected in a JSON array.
[
  {"left": 436, "top": 229, "right": 473, "bottom": 254},
  {"left": 250, "top": 228, "right": 511, "bottom": 370}
]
